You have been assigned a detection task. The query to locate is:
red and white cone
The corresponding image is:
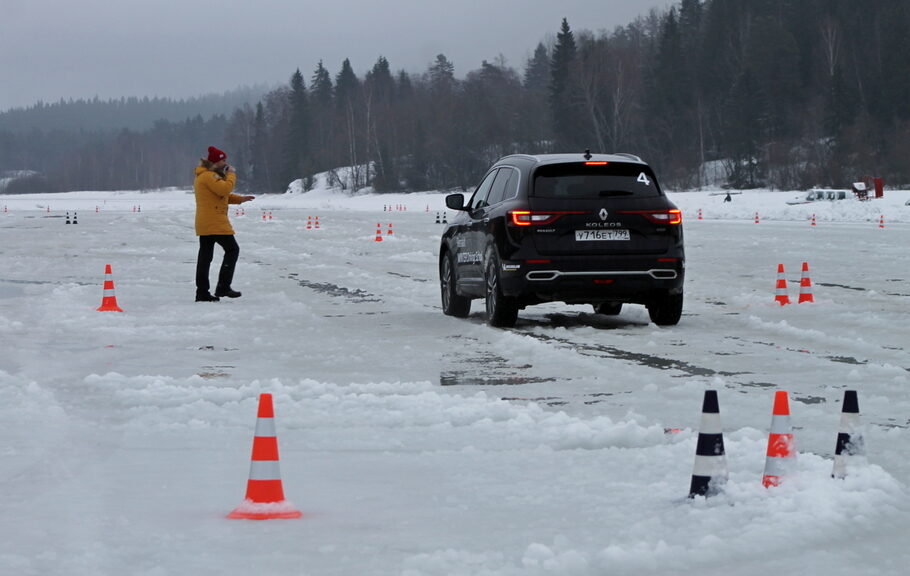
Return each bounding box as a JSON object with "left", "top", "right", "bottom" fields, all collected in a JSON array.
[
  {"left": 774, "top": 264, "right": 791, "bottom": 306},
  {"left": 754, "top": 211, "right": 760, "bottom": 224},
  {"left": 762, "top": 390, "right": 797, "bottom": 488},
  {"left": 374, "top": 223, "right": 383, "bottom": 242},
  {"left": 314, "top": 216, "right": 320, "bottom": 229},
  {"left": 387, "top": 222, "right": 394, "bottom": 236},
  {"left": 810, "top": 214, "right": 817, "bottom": 227},
  {"left": 306, "top": 216, "right": 312, "bottom": 230},
  {"left": 228, "top": 393, "right": 302, "bottom": 520},
  {"left": 697, "top": 208, "right": 703, "bottom": 220},
  {"left": 96, "top": 264, "right": 124, "bottom": 312},
  {"left": 879, "top": 215, "right": 885, "bottom": 229},
  {"left": 797, "top": 262, "right": 814, "bottom": 303}
]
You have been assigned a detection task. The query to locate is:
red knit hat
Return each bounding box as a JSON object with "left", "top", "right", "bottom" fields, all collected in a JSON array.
[{"left": 207, "top": 146, "right": 227, "bottom": 163}]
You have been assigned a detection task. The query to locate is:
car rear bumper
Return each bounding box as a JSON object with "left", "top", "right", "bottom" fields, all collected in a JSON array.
[{"left": 498, "top": 256, "right": 685, "bottom": 304}]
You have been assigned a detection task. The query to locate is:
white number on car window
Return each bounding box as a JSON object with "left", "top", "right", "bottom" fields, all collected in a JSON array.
[{"left": 637, "top": 172, "right": 651, "bottom": 186}]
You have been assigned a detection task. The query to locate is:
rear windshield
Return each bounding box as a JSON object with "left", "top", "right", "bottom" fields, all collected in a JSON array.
[{"left": 532, "top": 162, "right": 662, "bottom": 199}]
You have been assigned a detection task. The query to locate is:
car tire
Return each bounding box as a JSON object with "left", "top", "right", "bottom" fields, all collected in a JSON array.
[
  {"left": 484, "top": 255, "right": 518, "bottom": 328},
  {"left": 441, "top": 251, "right": 471, "bottom": 317},
  {"left": 647, "top": 292, "right": 683, "bottom": 326},
  {"left": 594, "top": 302, "right": 623, "bottom": 316}
]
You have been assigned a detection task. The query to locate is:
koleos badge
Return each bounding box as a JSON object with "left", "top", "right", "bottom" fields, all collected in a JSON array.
[{"left": 599, "top": 208, "right": 609, "bottom": 220}]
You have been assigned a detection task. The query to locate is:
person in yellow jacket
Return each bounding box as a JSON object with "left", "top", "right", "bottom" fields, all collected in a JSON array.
[{"left": 194, "top": 146, "right": 255, "bottom": 302}]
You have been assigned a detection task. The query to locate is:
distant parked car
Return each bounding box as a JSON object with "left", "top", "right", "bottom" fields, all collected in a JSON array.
[
  {"left": 786, "top": 189, "right": 851, "bottom": 205},
  {"left": 439, "top": 152, "right": 685, "bottom": 327}
]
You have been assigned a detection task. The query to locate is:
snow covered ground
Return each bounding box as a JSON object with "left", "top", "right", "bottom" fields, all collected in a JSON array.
[{"left": 1, "top": 184, "right": 909, "bottom": 575}]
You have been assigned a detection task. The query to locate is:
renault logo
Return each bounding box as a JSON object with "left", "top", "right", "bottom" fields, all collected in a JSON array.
[{"left": 599, "top": 208, "right": 609, "bottom": 220}]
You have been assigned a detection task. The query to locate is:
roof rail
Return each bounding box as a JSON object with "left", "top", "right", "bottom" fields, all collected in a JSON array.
[{"left": 612, "top": 152, "right": 643, "bottom": 162}]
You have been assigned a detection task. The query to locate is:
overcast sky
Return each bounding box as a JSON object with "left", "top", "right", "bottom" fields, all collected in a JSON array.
[{"left": 0, "top": 0, "right": 674, "bottom": 112}]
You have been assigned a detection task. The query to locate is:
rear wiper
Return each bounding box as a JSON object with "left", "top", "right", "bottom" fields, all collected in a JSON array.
[{"left": 597, "top": 190, "right": 634, "bottom": 197}]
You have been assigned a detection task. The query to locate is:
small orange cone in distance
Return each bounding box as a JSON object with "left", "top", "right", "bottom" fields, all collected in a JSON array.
[
  {"left": 762, "top": 390, "right": 797, "bottom": 488},
  {"left": 798, "top": 262, "right": 815, "bottom": 303},
  {"left": 97, "top": 264, "right": 124, "bottom": 312},
  {"left": 387, "top": 222, "right": 394, "bottom": 236},
  {"left": 228, "top": 393, "right": 302, "bottom": 520},
  {"left": 374, "top": 223, "right": 383, "bottom": 242},
  {"left": 774, "top": 264, "right": 791, "bottom": 306}
]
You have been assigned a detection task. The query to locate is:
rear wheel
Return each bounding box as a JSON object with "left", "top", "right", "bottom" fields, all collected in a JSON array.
[
  {"left": 485, "top": 256, "right": 518, "bottom": 328},
  {"left": 441, "top": 251, "right": 471, "bottom": 317},
  {"left": 594, "top": 302, "right": 623, "bottom": 316},
  {"left": 647, "top": 292, "right": 683, "bottom": 326}
]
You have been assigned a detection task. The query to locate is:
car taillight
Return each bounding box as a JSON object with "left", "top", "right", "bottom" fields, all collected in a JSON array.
[
  {"left": 509, "top": 210, "right": 585, "bottom": 226},
  {"left": 510, "top": 211, "right": 559, "bottom": 226},
  {"left": 617, "top": 209, "right": 682, "bottom": 225}
]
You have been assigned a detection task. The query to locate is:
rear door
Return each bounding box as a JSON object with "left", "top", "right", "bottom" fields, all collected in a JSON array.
[{"left": 527, "top": 162, "right": 674, "bottom": 256}]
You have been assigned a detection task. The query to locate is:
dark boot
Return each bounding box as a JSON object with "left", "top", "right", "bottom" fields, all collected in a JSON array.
[
  {"left": 215, "top": 287, "right": 242, "bottom": 298},
  {"left": 196, "top": 292, "right": 220, "bottom": 302}
]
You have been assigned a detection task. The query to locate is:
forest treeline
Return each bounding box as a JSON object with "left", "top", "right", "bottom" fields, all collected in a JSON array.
[{"left": 2, "top": 0, "right": 910, "bottom": 194}]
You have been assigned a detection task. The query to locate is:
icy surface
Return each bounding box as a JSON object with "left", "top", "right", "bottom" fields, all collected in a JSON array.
[{"left": 1, "top": 186, "right": 909, "bottom": 575}]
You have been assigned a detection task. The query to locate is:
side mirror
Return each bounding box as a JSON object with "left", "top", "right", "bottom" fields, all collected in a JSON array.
[{"left": 445, "top": 193, "right": 466, "bottom": 211}]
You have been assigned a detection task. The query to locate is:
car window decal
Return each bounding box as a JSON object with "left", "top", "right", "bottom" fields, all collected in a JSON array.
[{"left": 637, "top": 172, "right": 651, "bottom": 186}]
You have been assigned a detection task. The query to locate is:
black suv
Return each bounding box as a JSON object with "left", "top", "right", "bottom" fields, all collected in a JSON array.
[{"left": 439, "top": 152, "right": 684, "bottom": 327}]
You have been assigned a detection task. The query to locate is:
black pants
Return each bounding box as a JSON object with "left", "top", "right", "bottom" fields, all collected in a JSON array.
[{"left": 196, "top": 235, "right": 239, "bottom": 295}]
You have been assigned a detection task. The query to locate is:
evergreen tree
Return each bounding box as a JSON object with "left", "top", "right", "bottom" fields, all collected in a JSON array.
[
  {"left": 284, "top": 68, "right": 311, "bottom": 190},
  {"left": 428, "top": 54, "right": 456, "bottom": 93},
  {"left": 310, "top": 60, "right": 334, "bottom": 174},
  {"left": 549, "top": 18, "right": 581, "bottom": 151},
  {"left": 250, "top": 102, "right": 271, "bottom": 192}
]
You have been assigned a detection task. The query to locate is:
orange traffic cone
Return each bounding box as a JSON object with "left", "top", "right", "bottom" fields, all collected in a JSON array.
[
  {"left": 314, "top": 216, "right": 320, "bottom": 229},
  {"left": 96, "top": 264, "right": 124, "bottom": 312},
  {"left": 810, "top": 214, "right": 816, "bottom": 227},
  {"left": 228, "top": 393, "right": 302, "bottom": 520},
  {"left": 762, "top": 390, "right": 797, "bottom": 488},
  {"left": 774, "top": 264, "right": 791, "bottom": 306},
  {"left": 797, "top": 262, "right": 814, "bottom": 303},
  {"left": 754, "top": 211, "right": 760, "bottom": 224},
  {"left": 387, "top": 222, "right": 394, "bottom": 236},
  {"left": 879, "top": 215, "right": 885, "bottom": 229},
  {"left": 374, "top": 223, "right": 383, "bottom": 242},
  {"left": 306, "top": 216, "right": 312, "bottom": 230},
  {"left": 697, "top": 208, "right": 703, "bottom": 220}
]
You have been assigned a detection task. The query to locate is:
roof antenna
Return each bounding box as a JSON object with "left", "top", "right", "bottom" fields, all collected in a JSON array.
[{"left": 583, "top": 149, "right": 592, "bottom": 160}]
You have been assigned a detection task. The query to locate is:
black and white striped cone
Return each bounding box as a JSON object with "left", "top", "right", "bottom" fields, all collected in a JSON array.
[
  {"left": 688, "top": 390, "right": 728, "bottom": 498},
  {"left": 833, "top": 390, "right": 864, "bottom": 479}
]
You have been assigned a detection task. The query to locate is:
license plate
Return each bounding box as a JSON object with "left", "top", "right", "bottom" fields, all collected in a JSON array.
[{"left": 575, "top": 229, "right": 630, "bottom": 241}]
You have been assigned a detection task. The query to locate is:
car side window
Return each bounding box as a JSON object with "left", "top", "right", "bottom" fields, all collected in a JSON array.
[
  {"left": 502, "top": 168, "right": 520, "bottom": 201},
  {"left": 469, "top": 169, "right": 498, "bottom": 211},
  {"left": 486, "top": 168, "right": 514, "bottom": 206}
]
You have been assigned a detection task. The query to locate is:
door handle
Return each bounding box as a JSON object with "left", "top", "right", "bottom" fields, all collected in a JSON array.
[{"left": 483, "top": 217, "right": 490, "bottom": 223}]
